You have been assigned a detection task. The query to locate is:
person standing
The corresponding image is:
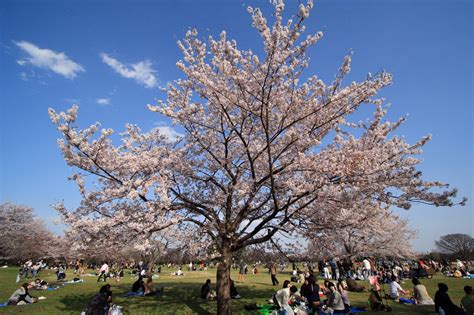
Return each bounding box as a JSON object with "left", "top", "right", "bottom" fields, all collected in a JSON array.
[
  {"left": 270, "top": 264, "right": 279, "bottom": 286},
  {"left": 238, "top": 263, "right": 246, "bottom": 282},
  {"left": 362, "top": 258, "right": 371, "bottom": 280},
  {"left": 97, "top": 262, "right": 109, "bottom": 282}
]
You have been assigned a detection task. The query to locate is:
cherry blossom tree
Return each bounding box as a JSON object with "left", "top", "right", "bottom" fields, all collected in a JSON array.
[
  {"left": 307, "top": 210, "right": 417, "bottom": 259},
  {"left": 60, "top": 219, "right": 199, "bottom": 267},
  {"left": 49, "top": 1, "right": 464, "bottom": 313},
  {"left": 0, "top": 202, "right": 57, "bottom": 262}
]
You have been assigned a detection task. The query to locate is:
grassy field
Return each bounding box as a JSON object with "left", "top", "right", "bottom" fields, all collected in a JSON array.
[{"left": 0, "top": 266, "right": 471, "bottom": 314}]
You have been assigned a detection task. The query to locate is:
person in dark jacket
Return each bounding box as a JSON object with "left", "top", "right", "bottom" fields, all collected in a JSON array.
[
  {"left": 434, "top": 283, "right": 465, "bottom": 315},
  {"left": 85, "top": 285, "right": 111, "bottom": 315},
  {"left": 131, "top": 276, "right": 145, "bottom": 293},
  {"left": 301, "top": 275, "right": 321, "bottom": 312},
  {"left": 230, "top": 279, "right": 241, "bottom": 299},
  {"left": 200, "top": 279, "right": 216, "bottom": 300}
]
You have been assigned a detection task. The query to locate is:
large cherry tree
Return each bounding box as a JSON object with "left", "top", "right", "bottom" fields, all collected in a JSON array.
[
  {"left": 49, "top": 1, "right": 463, "bottom": 313},
  {"left": 0, "top": 202, "right": 58, "bottom": 262}
]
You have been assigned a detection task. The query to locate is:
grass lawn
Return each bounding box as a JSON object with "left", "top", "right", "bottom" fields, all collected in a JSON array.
[{"left": 0, "top": 266, "right": 471, "bottom": 314}]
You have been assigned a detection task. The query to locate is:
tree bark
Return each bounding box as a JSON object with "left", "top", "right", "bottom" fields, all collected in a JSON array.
[{"left": 216, "top": 245, "right": 232, "bottom": 315}]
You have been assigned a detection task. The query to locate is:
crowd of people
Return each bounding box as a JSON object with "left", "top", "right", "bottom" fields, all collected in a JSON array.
[{"left": 3, "top": 257, "right": 472, "bottom": 314}]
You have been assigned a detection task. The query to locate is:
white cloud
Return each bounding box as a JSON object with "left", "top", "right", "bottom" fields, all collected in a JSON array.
[
  {"left": 100, "top": 53, "right": 157, "bottom": 88},
  {"left": 15, "top": 41, "right": 85, "bottom": 79},
  {"left": 155, "top": 126, "right": 183, "bottom": 142},
  {"left": 19, "top": 72, "right": 29, "bottom": 81},
  {"left": 96, "top": 98, "right": 111, "bottom": 105}
]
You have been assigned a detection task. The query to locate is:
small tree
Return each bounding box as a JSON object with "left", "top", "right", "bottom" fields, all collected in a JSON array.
[{"left": 435, "top": 233, "right": 474, "bottom": 260}]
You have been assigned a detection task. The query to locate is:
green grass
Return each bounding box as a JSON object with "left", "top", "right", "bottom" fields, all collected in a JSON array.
[{"left": 0, "top": 266, "right": 471, "bottom": 314}]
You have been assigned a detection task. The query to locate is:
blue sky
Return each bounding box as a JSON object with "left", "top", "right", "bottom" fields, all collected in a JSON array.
[{"left": 0, "top": 0, "right": 472, "bottom": 252}]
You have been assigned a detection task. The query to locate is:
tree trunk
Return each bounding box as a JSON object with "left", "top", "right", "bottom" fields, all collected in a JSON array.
[{"left": 216, "top": 245, "right": 232, "bottom": 315}]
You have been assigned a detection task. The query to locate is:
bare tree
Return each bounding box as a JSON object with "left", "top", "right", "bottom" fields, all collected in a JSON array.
[{"left": 435, "top": 233, "right": 474, "bottom": 260}]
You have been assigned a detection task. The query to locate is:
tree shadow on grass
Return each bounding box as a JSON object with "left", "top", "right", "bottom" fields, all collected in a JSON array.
[
  {"left": 56, "top": 293, "right": 91, "bottom": 314},
  {"left": 56, "top": 282, "right": 277, "bottom": 315}
]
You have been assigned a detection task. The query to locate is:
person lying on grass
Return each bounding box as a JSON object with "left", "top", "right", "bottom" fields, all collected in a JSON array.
[
  {"left": 7, "top": 283, "right": 37, "bottom": 305},
  {"left": 30, "top": 278, "right": 48, "bottom": 290}
]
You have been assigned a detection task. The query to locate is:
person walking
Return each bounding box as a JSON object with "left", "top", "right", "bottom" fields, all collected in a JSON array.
[{"left": 270, "top": 264, "right": 279, "bottom": 286}]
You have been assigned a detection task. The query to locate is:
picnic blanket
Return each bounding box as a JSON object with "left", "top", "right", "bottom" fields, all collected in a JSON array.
[
  {"left": 350, "top": 306, "right": 366, "bottom": 312},
  {"left": 125, "top": 291, "right": 144, "bottom": 297},
  {"left": 399, "top": 297, "right": 416, "bottom": 305},
  {"left": 63, "top": 279, "right": 84, "bottom": 284}
]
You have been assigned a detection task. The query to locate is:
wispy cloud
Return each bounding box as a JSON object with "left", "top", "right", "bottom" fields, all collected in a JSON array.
[
  {"left": 15, "top": 41, "right": 84, "bottom": 79},
  {"left": 100, "top": 53, "right": 157, "bottom": 88},
  {"left": 155, "top": 126, "right": 183, "bottom": 142},
  {"left": 96, "top": 98, "right": 111, "bottom": 105},
  {"left": 19, "top": 71, "right": 30, "bottom": 81}
]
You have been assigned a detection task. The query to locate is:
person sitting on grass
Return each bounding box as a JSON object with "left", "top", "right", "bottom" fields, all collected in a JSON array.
[
  {"left": 131, "top": 276, "right": 145, "bottom": 294},
  {"left": 321, "top": 279, "right": 333, "bottom": 295},
  {"left": 274, "top": 285, "right": 299, "bottom": 315},
  {"left": 200, "top": 279, "right": 216, "bottom": 300},
  {"left": 230, "top": 279, "right": 241, "bottom": 299},
  {"left": 337, "top": 278, "right": 351, "bottom": 312},
  {"left": 171, "top": 267, "right": 184, "bottom": 276},
  {"left": 326, "top": 282, "right": 346, "bottom": 314},
  {"left": 453, "top": 268, "right": 463, "bottom": 278},
  {"left": 84, "top": 285, "right": 112, "bottom": 315},
  {"left": 368, "top": 288, "right": 386, "bottom": 311},
  {"left": 388, "top": 275, "right": 408, "bottom": 300},
  {"left": 461, "top": 286, "right": 474, "bottom": 315},
  {"left": 346, "top": 276, "right": 366, "bottom": 292},
  {"left": 300, "top": 275, "right": 321, "bottom": 313},
  {"left": 412, "top": 278, "right": 434, "bottom": 305},
  {"left": 434, "top": 283, "right": 465, "bottom": 315},
  {"left": 7, "top": 283, "right": 37, "bottom": 305},
  {"left": 144, "top": 277, "right": 163, "bottom": 296}
]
